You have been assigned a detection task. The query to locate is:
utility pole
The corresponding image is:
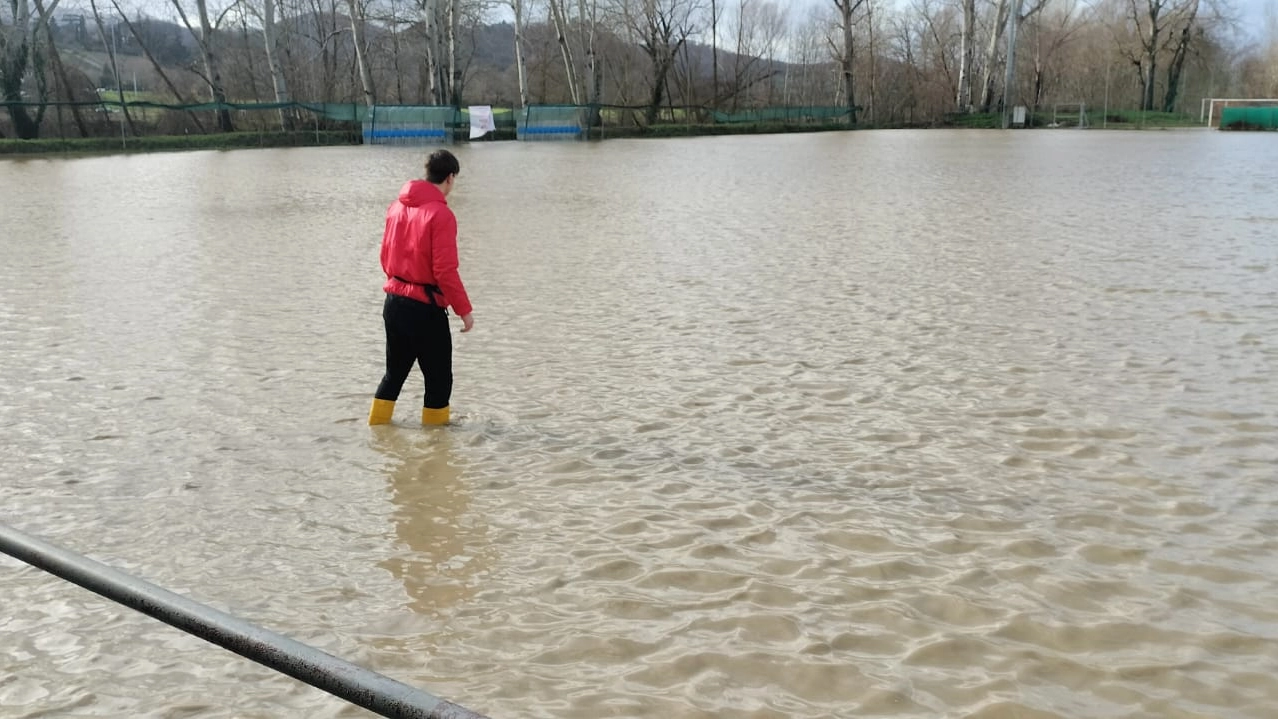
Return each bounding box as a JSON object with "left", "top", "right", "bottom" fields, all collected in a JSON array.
[{"left": 1001, "top": 0, "right": 1024, "bottom": 129}]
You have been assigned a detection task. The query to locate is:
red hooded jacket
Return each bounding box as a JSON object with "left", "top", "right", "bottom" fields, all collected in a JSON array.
[{"left": 381, "top": 180, "right": 473, "bottom": 317}]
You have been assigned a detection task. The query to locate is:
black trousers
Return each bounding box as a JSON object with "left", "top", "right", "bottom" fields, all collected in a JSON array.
[{"left": 375, "top": 293, "right": 452, "bottom": 409}]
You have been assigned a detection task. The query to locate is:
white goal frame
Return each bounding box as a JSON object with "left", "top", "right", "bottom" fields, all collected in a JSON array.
[
  {"left": 1052, "top": 102, "right": 1088, "bottom": 128},
  {"left": 1202, "top": 98, "right": 1278, "bottom": 127}
]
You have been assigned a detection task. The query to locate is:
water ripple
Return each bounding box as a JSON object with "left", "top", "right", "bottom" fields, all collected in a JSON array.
[{"left": 2, "top": 132, "right": 1277, "bottom": 717}]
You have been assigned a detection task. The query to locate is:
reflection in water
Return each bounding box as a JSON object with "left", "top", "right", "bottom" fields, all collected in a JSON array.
[{"left": 374, "top": 428, "right": 491, "bottom": 617}]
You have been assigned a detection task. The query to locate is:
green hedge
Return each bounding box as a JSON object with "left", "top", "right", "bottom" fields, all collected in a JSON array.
[{"left": 0, "top": 130, "right": 359, "bottom": 155}]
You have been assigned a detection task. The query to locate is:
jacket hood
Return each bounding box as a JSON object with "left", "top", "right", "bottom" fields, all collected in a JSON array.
[{"left": 398, "top": 179, "right": 445, "bottom": 208}]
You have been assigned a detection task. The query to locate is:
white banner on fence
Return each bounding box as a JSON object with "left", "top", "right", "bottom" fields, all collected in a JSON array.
[{"left": 469, "top": 106, "right": 496, "bottom": 139}]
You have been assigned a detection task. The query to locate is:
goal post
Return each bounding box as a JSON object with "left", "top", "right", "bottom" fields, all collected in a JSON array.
[
  {"left": 1051, "top": 102, "right": 1088, "bottom": 128},
  {"left": 1202, "top": 98, "right": 1278, "bottom": 128}
]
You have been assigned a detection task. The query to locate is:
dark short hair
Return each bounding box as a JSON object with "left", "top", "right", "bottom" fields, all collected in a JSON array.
[{"left": 425, "top": 149, "right": 460, "bottom": 184}]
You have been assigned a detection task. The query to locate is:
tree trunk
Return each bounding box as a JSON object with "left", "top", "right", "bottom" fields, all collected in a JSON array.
[
  {"left": 867, "top": 0, "right": 876, "bottom": 124},
  {"left": 239, "top": 17, "right": 262, "bottom": 103},
  {"left": 731, "top": 0, "right": 746, "bottom": 111},
  {"left": 1142, "top": 34, "right": 1157, "bottom": 106},
  {"left": 109, "top": 0, "right": 207, "bottom": 132},
  {"left": 956, "top": 0, "right": 975, "bottom": 110},
  {"left": 511, "top": 0, "right": 530, "bottom": 108},
  {"left": 89, "top": 0, "right": 138, "bottom": 136},
  {"left": 1032, "top": 30, "right": 1045, "bottom": 111},
  {"left": 710, "top": 0, "right": 719, "bottom": 108},
  {"left": 347, "top": 0, "right": 376, "bottom": 107},
  {"left": 1142, "top": 57, "right": 1157, "bottom": 111},
  {"left": 1162, "top": 0, "right": 1198, "bottom": 112},
  {"left": 262, "top": 0, "right": 293, "bottom": 130},
  {"left": 314, "top": 0, "right": 339, "bottom": 102},
  {"left": 388, "top": 4, "right": 405, "bottom": 103},
  {"left": 1001, "top": 0, "right": 1023, "bottom": 127},
  {"left": 1, "top": 0, "right": 42, "bottom": 138},
  {"left": 548, "top": 0, "right": 580, "bottom": 104},
  {"left": 447, "top": 0, "right": 458, "bottom": 105},
  {"left": 645, "top": 57, "right": 668, "bottom": 124},
  {"left": 1162, "top": 26, "right": 1190, "bottom": 112},
  {"left": 33, "top": 0, "right": 88, "bottom": 137},
  {"left": 418, "top": 0, "right": 442, "bottom": 104},
  {"left": 833, "top": 0, "right": 860, "bottom": 123},
  {"left": 979, "top": 0, "right": 1010, "bottom": 112},
  {"left": 198, "top": 0, "right": 233, "bottom": 130},
  {"left": 171, "top": 0, "right": 235, "bottom": 131},
  {"left": 1140, "top": 0, "right": 1160, "bottom": 111},
  {"left": 578, "top": 0, "right": 601, "bottom": 126}
]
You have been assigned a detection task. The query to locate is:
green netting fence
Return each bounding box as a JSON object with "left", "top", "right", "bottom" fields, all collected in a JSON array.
[
  {"left": 711, "top": 106, "right": 853, "bottom": 124},
  {"left": 362, "top": 105, "right": 457, "bottom": 144},
  {"left": 1, "top": 100, "right": 369, "bottom": 140},
  {"left": 2, "top": 100, "right": 855, "bottom": 144},
  {"left": 517, "top": 105, "right": 587, "bottom": 141},
  {"left": 1221, "top": 107, "right": 1278, "bottom": 130}
]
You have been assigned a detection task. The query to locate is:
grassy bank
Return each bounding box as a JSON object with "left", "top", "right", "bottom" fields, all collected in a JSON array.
[
  {"left": 591, "top": 121, "right": 853, "bottom": 139},
  {"left": 2, "top": 111, "right": 1213, "bottom": 157},
  {"left": 942, "top": 110, "right": 1203, "bottom": 129},
  {"left": 0, "top": 130, "right": 360, "bottom": 156}
]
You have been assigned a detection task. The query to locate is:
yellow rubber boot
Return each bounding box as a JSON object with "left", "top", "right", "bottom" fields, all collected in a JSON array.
[
  {"left": 368, "top": 398, "right": 395, "bottom": 425},
  {"left": 421, "top": 406, "right": 450, "bottom": 426}
]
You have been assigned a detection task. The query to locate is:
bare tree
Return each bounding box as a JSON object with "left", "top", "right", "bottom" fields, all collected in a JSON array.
[
  {"left": 1160, "top": 0, "right": 1203, "bottom": 111},
  {"left": 347, "top": 0, "right": 376, "bottom": 105},
  {"left": 595, "top": 3, "right": 646, "bottom": 107},
  {"left": 976, "top": 0, "right": 1010, "bottom": 110},
  {"left": 446, "top": 0, "right": 457, "bottom": 103},
  {"left": 831, "top": 0, "right": 864, "bottom": 121},
  {"left": 578, "top": 0, "right": 603, "bottom": 114},
  {"left": 977, "top": 0, "right": 1047, "bottom": 113},
  {"left": 1026, "top": 0, "right": 1082, "bottom": 110},
  {"left": 0, "top": 0, "right": 54, "bottom": 136},
  {"left": 32, "top": 0, "right": 89, "bottom": 136},
  {"left": 548, "top": 0, "right": 581, "bottom": 102},
  {"left": 723, "top": 0, "right": 786, "bottom": 109},
  {"left": 89, "top": 0, "right": 138, "bottom": 135},
  {"left": 509, "top": 0, "right": 532, "bottom": 106},
  {"left": 419, "top": 0, "right": 441, "bottom": 102},
  {"left": 109, "top": 0, "right": 209, "bottom": 131},
  {"left": 1116, "top": 0, "right": 1204, "bottom": 110},
  {"left": 914, "top": 0, "right": 957, "bottom": 109},
  {"left": 249, "top": 0, "right": 295, "bottom": 127},
  {"left": 370, "top": 0, "right": 410, "bottom": 102},
  {"left": 956, "top": 0, "right": 976, "bottom": 109},
  {"left": 1001, "top": 0, "right": 1023, "bottom": 122},
  {"left": 620, "top": 0, "right": 702, "bottom": 123},
  {"left": 1251, "top": 7, "right": 1278, "bottom": 95},
  {"left": 865, "top": 0, "right": 880, "bottom": 121},
  {"left": 885, "top": 0, "right": 959, "bottom": 123},
  {"left": 784, "top": 7, "right": 832, "bottom": 106},
  {"left": 170, "top": 0, "right": 235, "bottom": 129},
  {"left": 709, "top": 0, "right": 719, "bottom": 105}
]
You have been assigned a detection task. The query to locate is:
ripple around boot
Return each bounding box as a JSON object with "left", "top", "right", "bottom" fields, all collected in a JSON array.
[{"left": 421, "top": 406, "right": 450, "bottom": 426}]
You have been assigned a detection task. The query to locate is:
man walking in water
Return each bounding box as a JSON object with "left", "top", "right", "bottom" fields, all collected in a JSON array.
[{"left": 368, "top": 149, "right": 474, "bottom": 426}]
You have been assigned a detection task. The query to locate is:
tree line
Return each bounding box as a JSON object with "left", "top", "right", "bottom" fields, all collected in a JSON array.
[{"left": 2, "top": 0, "right": 1276, "bottom": 138}]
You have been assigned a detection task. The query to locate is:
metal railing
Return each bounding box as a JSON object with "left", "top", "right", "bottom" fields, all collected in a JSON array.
[{"left": 0, "top": 521, "right": 491, "bottom": 719}]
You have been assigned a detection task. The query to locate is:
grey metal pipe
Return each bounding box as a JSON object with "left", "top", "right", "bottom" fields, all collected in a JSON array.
[{"left": 0, "top": 521, "right": 490, "bottom": 719}]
